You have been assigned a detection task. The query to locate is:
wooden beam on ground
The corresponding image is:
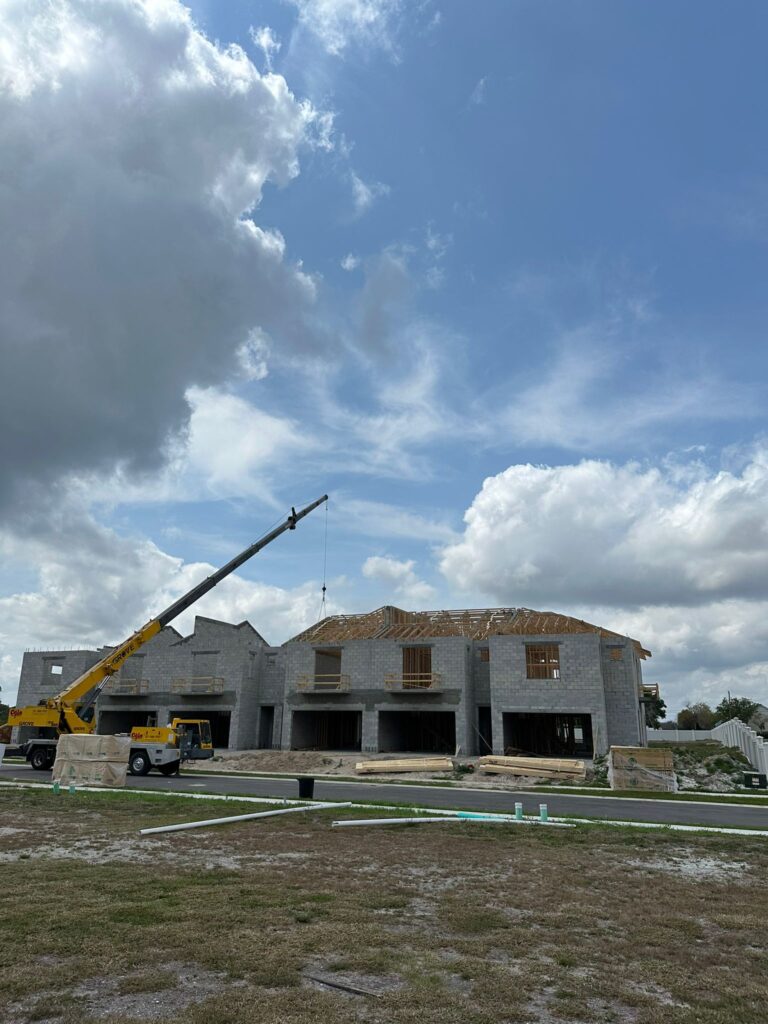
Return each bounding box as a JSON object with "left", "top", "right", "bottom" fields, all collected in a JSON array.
[{"left": 355, "top": 757, "right": 454, "bottom": 774}]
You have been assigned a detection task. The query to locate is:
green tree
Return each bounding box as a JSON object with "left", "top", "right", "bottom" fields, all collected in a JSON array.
[
  {"left": 714, "top": 696, "right": 759, "bottom": 725},
  {"left": 0, "top": 703, "right": 8, "bottom": 726},
  {"left": 677, "top": 702, "right": 715, "bottom": 729},
  {"left": 644, "top": 694, "right": 667, "bottom": 728}
]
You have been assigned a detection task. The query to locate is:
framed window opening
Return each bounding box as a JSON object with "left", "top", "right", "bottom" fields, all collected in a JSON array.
[{"left": 525, "top": 644, "right": 560, "bottom": 680}]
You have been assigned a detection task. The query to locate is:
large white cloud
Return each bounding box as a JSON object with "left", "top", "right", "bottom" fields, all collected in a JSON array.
[
  {"left": 440, "top": 449, "right": 768, "bottom": 608},
  {"left": 0, "top": 0, "right": 326, "bottom": 508},
  {"left": 439, "top": 450, "right": 768, "bottom": 712}
]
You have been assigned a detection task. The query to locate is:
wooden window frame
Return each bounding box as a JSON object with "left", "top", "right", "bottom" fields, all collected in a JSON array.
[{"left": 525, "top": 644, "right": 560, "bottom": 680}]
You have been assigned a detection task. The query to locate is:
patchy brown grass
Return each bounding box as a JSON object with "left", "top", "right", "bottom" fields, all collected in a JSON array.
[{"left": 1, "top": 787, "right": 767, "bottom": 1023}]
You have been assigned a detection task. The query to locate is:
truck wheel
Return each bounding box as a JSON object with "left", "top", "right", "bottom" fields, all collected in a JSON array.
[
  {"left": 30, "top": 748, "right": 50, "bottom": 771},
  {"left": 157, "top": 762, "right": 179, "bottom": 777},
  {"left": 128, "top": 751, "right": 151, "bottom": 776}
]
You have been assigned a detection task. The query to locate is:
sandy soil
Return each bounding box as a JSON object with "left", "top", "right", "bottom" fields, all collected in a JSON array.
[{"left": 198, "top": 750, "right": 588, "bottom": 789}]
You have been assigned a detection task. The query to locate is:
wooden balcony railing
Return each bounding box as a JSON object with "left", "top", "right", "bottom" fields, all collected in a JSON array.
[
  {"left": 103, "top": 679, "right": 149, "bottom": 696},
  {"left": 296, "top": 674, "right": 351, "bottom": 692},
  {"left": 384, "top": 672, "right": 442, "bottom": 691},
  {"left": 642, "top": 683, "right": 660, "bottom": 700},
  {"left": 170, "top": 676, "right": 225, "bottom": 695}
]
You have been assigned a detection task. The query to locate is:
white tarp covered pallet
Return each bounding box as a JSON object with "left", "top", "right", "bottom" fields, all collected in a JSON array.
[
  {"left": 608, "top": 746, "right": 677, "bottom": 793},
  {"left": 53, "top": 734, "right": 131, "bottom": 789}
]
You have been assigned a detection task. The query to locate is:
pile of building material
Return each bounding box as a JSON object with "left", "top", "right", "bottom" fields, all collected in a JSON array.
[
  {"left": 355, "top": 757, "right": 453, "bottom": 775},
  {"left": 608, "top": 746, "right": 677, "bottom": 792},
  {"left": 52, "top": 734, "right": 131, "bottom": 788},
  {"left": 478, "top": 755, "right": 587, "bottom": 781}
]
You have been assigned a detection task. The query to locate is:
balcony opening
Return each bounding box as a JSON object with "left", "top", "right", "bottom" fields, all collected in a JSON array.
[
  {"left": 291, "top": 710, "right": 361, "bottom": 751},
  {"left": 313, "top": 648, "right": 343, "bottom": 688},
  {"left": 378, "top": 710, "right": 455, "bottom": 754},
  {"left": 402, "top": 646, "right": 433, "bottom": 688},
  {"left": 502, "top": 712, "right": 593, "bottom": 757}
]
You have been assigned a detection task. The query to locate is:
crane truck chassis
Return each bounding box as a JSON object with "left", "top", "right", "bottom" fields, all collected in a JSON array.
[
  {"left": 7, "top": 496, "right": 328, "bottom": 775},
  {"left": 19, "top": 717, "right": 214, "bottom": 776}
]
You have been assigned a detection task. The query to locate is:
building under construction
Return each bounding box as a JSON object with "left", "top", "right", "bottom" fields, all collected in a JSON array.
[
  {"left": 15, "top": 602, "right": 651, "bottom": 757},
  {"left": 284, "top": 605, "right": 652, "bottom": 757},
  {"left": 15, "top": 605, "right": 652, "bottom": 757}
]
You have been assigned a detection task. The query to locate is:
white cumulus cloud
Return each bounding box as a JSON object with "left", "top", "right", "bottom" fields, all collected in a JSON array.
[
  {"left": 0, "top": 0, "right": 327, "bottom": 510},
  {"left": 439, "top": 449, "right": 768, "bottom": 713},
  {"left": 363, "top": 554, "right": 435, "bottom": 605},
  {"left": 440, "top": 449, "right": 768, "bottom": 609}
]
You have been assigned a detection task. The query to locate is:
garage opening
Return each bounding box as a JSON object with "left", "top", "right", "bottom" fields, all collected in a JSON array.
[
  {"left": 291, "top": 710, "right": 362, "bottom": 751},
  {"left": 171, "top": 709, "right": 231, "bottom": 748},
  {"left": 97, "top": 710, "right": 156, "bottom": 735},
  {"left": 502, "top": 712, "right": 593, "bottom": 757},
  {"left": 378, "top": 710, "right": 456, "bottom": 754}
]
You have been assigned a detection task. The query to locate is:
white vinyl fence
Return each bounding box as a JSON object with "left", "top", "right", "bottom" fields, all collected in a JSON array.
[
  {"left": 648, "top": 719, "right": 768, "bottom": 774},
  {"left": 712, "top": 718, "right": 768, "bottom": 774},
  {"left": 647, "top": 728, "right": 713, "bottom": 742}
]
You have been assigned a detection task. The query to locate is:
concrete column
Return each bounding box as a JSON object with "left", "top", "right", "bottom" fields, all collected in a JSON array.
[{"left": 362, "top": 709, "right": 377, "bottom": 753}]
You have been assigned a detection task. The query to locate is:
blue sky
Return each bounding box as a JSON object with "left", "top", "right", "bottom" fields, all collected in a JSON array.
[{"left": 1, "top": 0, "right": 767, "bottom": 714}]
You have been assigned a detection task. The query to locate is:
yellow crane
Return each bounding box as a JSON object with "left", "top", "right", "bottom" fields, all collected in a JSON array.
[{"left": 8, "top": 496, "right": 328, "bottom": 775}]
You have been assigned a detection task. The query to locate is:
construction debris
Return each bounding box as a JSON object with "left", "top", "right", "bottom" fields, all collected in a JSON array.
[
  {"left": 478, "top": 755, "right": 587, "bottom": 781},
  {"left": 355, "top": 757, "right": 454, "bottom": 775},
  {"left": 608, "top": 746, "right": 677, "bottom": 792},
  {"left": 52, "top": 734, "right": 130, "bottom": 789}
]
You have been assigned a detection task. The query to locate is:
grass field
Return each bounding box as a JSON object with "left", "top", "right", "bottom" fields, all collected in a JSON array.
[{"left": 1, "top": 786, "right": 767, "bottom": 1024}]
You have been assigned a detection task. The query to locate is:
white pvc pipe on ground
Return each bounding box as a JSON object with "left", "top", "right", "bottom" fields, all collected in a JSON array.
[
  {"left": 332, "top": 814, "right": 574, "bottom": 829},
  {"left": 3, "top": 781, "right": 767, "bottom": 838},
  {"left": 140, "top": 801, "right": 344, "bottom": 835}
]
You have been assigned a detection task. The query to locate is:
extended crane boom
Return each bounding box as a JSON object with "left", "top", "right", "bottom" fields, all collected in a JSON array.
[{"left": 9, "top": 495, "right": 328, "bottom": 738}]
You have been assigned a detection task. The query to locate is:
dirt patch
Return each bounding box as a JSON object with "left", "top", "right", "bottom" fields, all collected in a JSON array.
[
  {"left": 5, "top": 962, "right": 245, "bottom": 1023},
  {"left": 627, "top": 852, "right": 750, "bottom": 881}
]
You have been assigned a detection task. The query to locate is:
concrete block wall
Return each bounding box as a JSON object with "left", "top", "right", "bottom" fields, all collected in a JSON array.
[
  {"left": 488, "top": 633, "right": 610, "bottom": 756},
  {"left": 14, "top": 648, "right": 104, "bottom": 742},
  {"left": 281, "top": 635, "right": 473, "bottom": 752},
  {"left": 600, "top": 641, "right": 646, "bottom": 748},
  {"left": 14, "top": 613, "right": 651, "bottom": 756}
]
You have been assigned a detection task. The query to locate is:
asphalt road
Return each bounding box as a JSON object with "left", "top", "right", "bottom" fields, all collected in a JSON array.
[{"left": 3, "top": 763, "right": 768, "bottom": 828}]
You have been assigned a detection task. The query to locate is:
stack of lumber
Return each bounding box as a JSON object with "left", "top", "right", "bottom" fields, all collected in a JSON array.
[
  {"left": 608, "top": 746, "right": 677, "bottom": 792},
  {"left": 478, "top": 755, "right": 586, "bottom": 781},
  {"left": 53, "top": 734, "right": 131, "bottom": 788},
  {"left": 355, "top": 757, "right": 453, "bottom": 775}
]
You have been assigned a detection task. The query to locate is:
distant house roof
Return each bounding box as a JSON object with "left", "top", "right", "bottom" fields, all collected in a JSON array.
[{"left": 288, "top": 605, "right": 651, "bottom": 659}]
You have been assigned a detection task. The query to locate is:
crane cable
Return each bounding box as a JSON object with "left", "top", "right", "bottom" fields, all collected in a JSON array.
[{"left": 318, "top": 498, "right": 329, "bottom": 620}]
